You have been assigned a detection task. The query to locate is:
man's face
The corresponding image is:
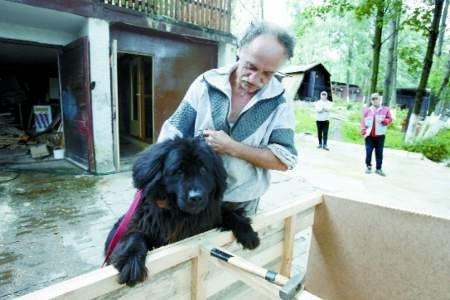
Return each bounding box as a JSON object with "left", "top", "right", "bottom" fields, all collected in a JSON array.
[
  {"left": 371, "top": 97, "right": 381, "bottom": 107},
  {"left": 235, "top": 34, "right": 287, "bottom": 94}
]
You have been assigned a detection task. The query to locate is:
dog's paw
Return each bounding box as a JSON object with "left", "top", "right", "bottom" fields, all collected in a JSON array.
[
  {"left": 236, "top": 230, "right": 260, "bottom": 250},
  {"left": 116, "top": 259, "right": 148, "bottom": 287}
]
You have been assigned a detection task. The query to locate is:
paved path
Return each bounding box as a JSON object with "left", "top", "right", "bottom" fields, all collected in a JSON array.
[
  {"left": 285, "top": 134, "right": 450, "bottom": 219},
  {"left": 1, "top": 135, "right": 449, "bottom": 298}
]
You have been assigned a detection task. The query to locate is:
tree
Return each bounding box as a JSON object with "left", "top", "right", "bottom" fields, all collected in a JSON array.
[
  {"left": 365, "top": 1, "right": 386, "bottom": 93},
  {"left": 383, "top": 0, "right": 402, "bottom": 106},
  {"left": 436, "top": 0, "right": 449, "bottom": 58},
  {"left": 405, "top": 0, "right": 445, "bottom": 142},
  {"left": 436, "top": 52, "right": 450, "bottom": 104}
]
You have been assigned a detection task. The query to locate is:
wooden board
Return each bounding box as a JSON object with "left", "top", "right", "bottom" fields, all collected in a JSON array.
[
  {"left": 306, "top": 194, "right": 450, "bottom": 300},
  {"left": 19, "top": 193, "right": 323, "bottom": 300}
]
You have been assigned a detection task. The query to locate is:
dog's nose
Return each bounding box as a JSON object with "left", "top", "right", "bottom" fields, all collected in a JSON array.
[{"left": 188, "top": 190, "right": 202, "bottom": 203}]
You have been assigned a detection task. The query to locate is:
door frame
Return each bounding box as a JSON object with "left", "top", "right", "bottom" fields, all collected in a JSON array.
[{"left": 110, "top": 46, "right": 155, "bottom": 170}]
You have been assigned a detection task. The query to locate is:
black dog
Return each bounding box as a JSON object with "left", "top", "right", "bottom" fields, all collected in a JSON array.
[{"left": 105, "top": 136, "right": 260, "bottom": 286}]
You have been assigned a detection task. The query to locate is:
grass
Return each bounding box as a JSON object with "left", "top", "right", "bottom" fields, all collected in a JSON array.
[{"left": 294, "top": 104, "right": 317, "bottom": 134}]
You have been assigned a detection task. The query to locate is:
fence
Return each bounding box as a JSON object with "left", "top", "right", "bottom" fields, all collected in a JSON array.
[{"left": 103, "top": 0, "right": 232, "bottom": 32}]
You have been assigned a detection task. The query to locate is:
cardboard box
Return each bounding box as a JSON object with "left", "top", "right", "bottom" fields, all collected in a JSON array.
[{"left": 30, "top": 144, "right": 49, "bottom": 158}]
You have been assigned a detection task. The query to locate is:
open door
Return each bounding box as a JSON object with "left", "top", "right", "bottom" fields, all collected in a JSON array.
[
  {"left": 60, "top": 37, "right": 95, "bottom": 171},
  {"left": 111, "top": 40, "right": 120, "bottom": 171},
  {"left": 129, "top": 57, "right": 150, "bottom": 138},
  {"left": 116, "top": 53, "right": 153, "bottom": 168}
]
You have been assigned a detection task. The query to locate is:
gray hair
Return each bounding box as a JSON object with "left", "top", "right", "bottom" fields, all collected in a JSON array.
[{"left": 239, "top": 22, "right": 295, "bottom": 59}]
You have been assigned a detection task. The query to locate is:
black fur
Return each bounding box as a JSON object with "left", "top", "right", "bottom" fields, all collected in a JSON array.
[{"left": 105, "top": 136, "right": 260, "bottom": 286}]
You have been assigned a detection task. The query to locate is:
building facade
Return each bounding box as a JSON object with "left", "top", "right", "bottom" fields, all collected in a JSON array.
[{"left": 0, "top": 0, "right": 236, "bottom": 173}]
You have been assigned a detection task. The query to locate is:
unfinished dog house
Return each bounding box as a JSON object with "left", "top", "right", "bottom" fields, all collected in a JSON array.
[
  {"left": 0, "top": 0, "right": 234, "bottom": 172},
  {"left": 19, "top": 192, "right": 450, "bottom": 299}
]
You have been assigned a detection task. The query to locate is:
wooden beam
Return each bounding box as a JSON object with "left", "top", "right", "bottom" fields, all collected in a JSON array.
[
  {"left": 19, "top": 193, "right": 323, "bottom": 299},
  {"left": 191, "top": 247, "right": 208, "bottom": 300},
  {"left": 280, "top": 215, "right": 296, "bottom": 277}
]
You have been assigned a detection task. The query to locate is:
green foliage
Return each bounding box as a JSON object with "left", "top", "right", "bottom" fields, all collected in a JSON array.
[
  {"left": 301, "top": 0, "right": 354, "bottom": 19},
  {"left": 404, "top": 129, "right": 450, "bottom": 162},
  {"left": 341, "top": 122, "right": 364, "bottom": 144},
  {"left": 290, "top": 0, "right": 433, "bottom": 90},
  {"left": 385, "top": 127, "right": 405, "bottom": 148},
  {"left": 348, "top": 109, "right": 363, "bottom": 122},
  {"left": 428, "top": 53, "right": 450, "bottom": 107},
  {"left": 402, "top": 3, "right": 434, "bottom": 36},
  {"left": 294, "top": 105, "right": 316, "bottom": 134},
  {"left": 398, "top": 45, "right": 423, "bottom": 74}
]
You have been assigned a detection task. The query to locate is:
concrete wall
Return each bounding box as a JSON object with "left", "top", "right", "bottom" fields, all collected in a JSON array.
[
  {"left": 0, "top": 1, "right": 85, "bottom": 46},
  {"left": 218, "top": 41, "right": 237, "bottom": 67},
  {"left": 81, "top": 18, "right": 114, "bottom": 173},
  {"left": 0, "top": 22, "right": 76, "bottom": 46}
]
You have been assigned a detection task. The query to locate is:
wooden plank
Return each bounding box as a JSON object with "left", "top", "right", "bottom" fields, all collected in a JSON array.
[
  {"left": 209, "top": 257, "right": 282, "bottom": 299},
  {"left": 191, "top": 247, "right": 208, "bottom": 300},
  {"left": 105, "top": 260, "right": 193, "bottom": 299},
  {"left": 207, "top": 207, "right": 316, "bottom": 298},
  {"left": 208, "top": 246, "right": 322, "bottom": 300},
  {"left": 19, "top": 193, "right": 322, "bottom": 299},
  {"left": 207, "top": 241, "right": 284, "bottom": 298},
  {"left": 225, "top": 0, "right": 231, "bottom": 32},
  {"left": 198, "top": 0, "right": 204, "bottom": 27},
  {"left": 280, "top": 215, "right": 296, "bottom": 277}
]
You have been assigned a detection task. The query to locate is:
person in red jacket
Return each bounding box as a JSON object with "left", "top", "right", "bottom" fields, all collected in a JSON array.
[{"left": 361, "top": 93, "right": 393, "bottom": 176}]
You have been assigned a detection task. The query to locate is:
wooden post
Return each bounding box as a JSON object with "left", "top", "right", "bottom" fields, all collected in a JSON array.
[
  {"left": 280, "top": 215, "right": 296, "bottom": 277},
  {"left": 191, "top": 246, "right": 208, "bottom": 300}
]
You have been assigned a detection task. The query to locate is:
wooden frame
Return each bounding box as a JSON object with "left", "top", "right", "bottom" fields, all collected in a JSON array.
[{"left": 18, "top": 193, "right": 323, "bottom": 300}]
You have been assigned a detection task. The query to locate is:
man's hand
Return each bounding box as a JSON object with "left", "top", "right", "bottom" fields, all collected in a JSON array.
[
  {"left": 202, "top": 129, "right": 287, "bottom": 171},
  {"left": 203, "top": 129, "right": 236, "bottom": 155}
]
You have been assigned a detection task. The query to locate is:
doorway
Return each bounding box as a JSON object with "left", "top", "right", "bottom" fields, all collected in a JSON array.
[
  {"left": 117, "top": 53, "right": 153, "bottom": 165},
  {"left": 0, "top": 40, "right": 61, "bottom": 164}
]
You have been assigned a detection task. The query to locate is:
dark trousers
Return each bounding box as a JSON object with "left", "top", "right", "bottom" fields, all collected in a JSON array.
[
  {"left": 316, "top": 120, "right": 329, "bottom": 146},
  {"left": 365, "top": 135, "right": 385, "bottom": 170}
]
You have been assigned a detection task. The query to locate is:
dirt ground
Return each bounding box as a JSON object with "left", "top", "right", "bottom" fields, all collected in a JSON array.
[{"left": 1, "top": 134, "right": 449, "bottom": 299}]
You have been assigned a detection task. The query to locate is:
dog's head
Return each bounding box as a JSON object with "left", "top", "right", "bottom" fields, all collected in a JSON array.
[{"left": 132, "top": 136, "right": 227, "bottom": 215}]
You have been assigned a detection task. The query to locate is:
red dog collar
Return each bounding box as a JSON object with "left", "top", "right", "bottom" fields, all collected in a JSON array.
[{"left": 103, "top": 190, "right": 143, "bottom": 266}]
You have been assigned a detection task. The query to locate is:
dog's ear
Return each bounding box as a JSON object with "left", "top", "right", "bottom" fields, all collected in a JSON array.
[{"left": 132, "top": 140, "right": 174, "bottom": 190}]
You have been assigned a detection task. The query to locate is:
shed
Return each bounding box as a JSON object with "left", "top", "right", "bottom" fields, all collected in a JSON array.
[
  {"left": 396, "top": 88, "right": 430, "bottom": 118},
  {"left": 280, "top": 63, "right": 332, "bottom": 102},
  {"left": 331, "top": 81, "right": 363, "bottom": 102}
]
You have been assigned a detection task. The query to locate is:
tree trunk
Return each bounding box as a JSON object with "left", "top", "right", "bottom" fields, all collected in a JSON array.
[
  {"left": 260, "top": 0, "right": 264, "bottom": 20},
  {"left": 370, "top": 2, "right": 385, "bottom": 93},
  {"left": 413, "top": 0, "right": 444, "bottom": 116},
  {"left": 346, "top": 38, "right": 354, "bottom": 103},
  {"left": 437, "top": 51, "right": 450, "bottom": 99},
  {"left": 384, "top": 12, "right": 400, "bottom": 107},
  {"left": 436, "top": 0, "right": 449, "bottom": 57},
  {"left": 406, "top": 0, "right": 445, "bottom": 143}
]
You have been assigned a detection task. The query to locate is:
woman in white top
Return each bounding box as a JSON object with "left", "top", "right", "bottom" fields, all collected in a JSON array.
[{"left": 314, "top": 91, "right": 332, "bottom": 150}]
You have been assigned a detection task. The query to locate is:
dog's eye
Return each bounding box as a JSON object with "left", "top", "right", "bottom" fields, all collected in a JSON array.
[{"left": 175, "top": 170, "right": 184, "bottom": 176}]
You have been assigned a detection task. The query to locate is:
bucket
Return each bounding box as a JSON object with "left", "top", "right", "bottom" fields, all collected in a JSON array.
[{"left": 53, "top": 149, "right": 65, "bottom": 159}]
